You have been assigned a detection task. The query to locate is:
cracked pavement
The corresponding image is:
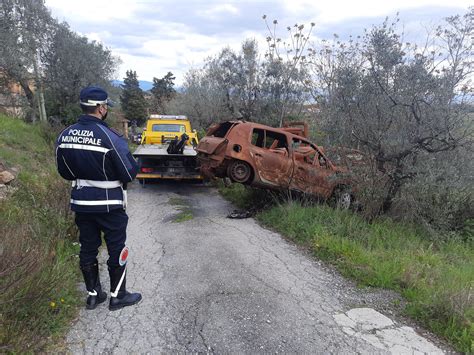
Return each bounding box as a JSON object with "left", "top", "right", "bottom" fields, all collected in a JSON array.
[{"left": 66, "top": 181, "right": 447, "bottom": 354}]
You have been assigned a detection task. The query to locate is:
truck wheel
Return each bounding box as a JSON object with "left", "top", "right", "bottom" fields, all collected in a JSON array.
[
  {"left": 227, "top": 160, "right": 252, "bottom": 184},
  {"left": 331, "top": 186, "right": 352, "bottom": 210}
]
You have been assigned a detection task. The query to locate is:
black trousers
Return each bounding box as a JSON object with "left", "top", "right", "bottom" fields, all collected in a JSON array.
[{"left": 75, "top": 209, "right": 128, "bottom": 268}]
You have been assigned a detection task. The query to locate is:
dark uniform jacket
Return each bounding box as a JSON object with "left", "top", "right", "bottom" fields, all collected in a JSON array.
[{"left": 55, "top": 115, "right": 138, "bottom": 213}]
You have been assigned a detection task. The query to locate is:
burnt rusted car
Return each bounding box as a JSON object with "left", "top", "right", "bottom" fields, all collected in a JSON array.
[{"left": 197, "top": 121, "right": 354, "bottom": 208}]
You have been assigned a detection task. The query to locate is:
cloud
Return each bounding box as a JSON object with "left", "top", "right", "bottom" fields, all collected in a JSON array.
[
  {"left": 44, "top": 0, "right": 472, "bottom": 85},
  {"left": 46, "top": 0, "right": 144, "bottom": 23},
  {"left": 312, "top": 5, "right": 466, "bottom": 44},
  {"left": 280, "top": 0, "right": 470, "bottom": 24},
  {"left": 197, "top": 4, "right": 240, "bottom": 19}
]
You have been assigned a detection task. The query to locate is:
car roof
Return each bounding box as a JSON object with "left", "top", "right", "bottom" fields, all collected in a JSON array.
[{"left": 226, "top": 120, "right": 311, "bottom": 142}]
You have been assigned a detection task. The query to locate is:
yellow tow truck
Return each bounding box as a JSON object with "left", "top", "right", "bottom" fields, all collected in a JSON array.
[{"left": 133, "top": 115, "right": 202, "bottom": 182}]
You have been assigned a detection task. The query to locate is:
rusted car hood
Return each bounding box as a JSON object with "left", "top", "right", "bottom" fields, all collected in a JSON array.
[{"left": 196, "top": 137, "right": 228, "bottom": 155}]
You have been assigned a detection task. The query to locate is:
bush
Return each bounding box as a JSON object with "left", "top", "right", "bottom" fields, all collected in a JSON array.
[{"left": 395, "top": 148, "right": 474, "bottom": 236}]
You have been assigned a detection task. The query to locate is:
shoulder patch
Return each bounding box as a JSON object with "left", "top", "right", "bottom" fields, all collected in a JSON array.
[{"left": 109, "top": 127, "right": 124, "bottom": 137}]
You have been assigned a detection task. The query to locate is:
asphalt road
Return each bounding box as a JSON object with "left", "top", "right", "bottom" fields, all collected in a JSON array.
[{"left": 66, "top": 181, "right": 446, "bottom": 354}]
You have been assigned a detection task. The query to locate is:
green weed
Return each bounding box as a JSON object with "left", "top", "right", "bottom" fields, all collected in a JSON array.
[
  {"left": 217, "top": 180, "right": 277, "bottom": 210},
  {"left": 168, "top": 197, "right": 194, "bottom": 222},
  {"left": 173, "top": 209, "right": 194, "bottom": 223}
]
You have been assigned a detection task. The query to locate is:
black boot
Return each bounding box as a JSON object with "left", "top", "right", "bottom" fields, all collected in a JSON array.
[
  {"left": 80, "top": 262, "right": 107, "bottom": 310},
  {"left": 108, "top": 265, "right": 142, "bottom": 311}
]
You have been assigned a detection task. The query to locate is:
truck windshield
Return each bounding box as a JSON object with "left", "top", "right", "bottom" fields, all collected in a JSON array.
[{"left": 152, "top": 124, "right": 185, "bottom": 133}]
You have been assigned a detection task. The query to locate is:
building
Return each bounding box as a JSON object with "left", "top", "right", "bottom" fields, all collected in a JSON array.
[{"left": 0, "top": 70, "right": 35, "bottom": 118}]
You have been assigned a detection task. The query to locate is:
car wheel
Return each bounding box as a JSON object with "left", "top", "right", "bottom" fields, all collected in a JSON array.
[
  {"left": 227, "top": 160, "right": 252, "bottom": 184},
  {"left": 332, "top": 186, "right": 352, "bottom": 210}
]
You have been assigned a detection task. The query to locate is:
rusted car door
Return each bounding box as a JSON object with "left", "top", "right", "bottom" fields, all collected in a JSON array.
[
  {"left": 249, "top": 128, "right": 293, "bottom": 188},
  {"left": 290, "top": 139, "right": 334, "bottom": 198}
]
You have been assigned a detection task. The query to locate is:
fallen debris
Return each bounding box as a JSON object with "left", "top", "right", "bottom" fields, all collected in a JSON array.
[
  {"left": 227, "top": 209, "right": 255, "bottom": 219},
  {"left": 0, "top": 170, "right": 15, "bottom": 184},
  {"left": 0, "top": 163, "right": 18, "bottom": 200}
]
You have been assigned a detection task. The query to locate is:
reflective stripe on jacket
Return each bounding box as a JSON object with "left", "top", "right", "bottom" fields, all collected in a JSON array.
[{"left": 55, "top": 115, "right": 138, "bottom": 213}]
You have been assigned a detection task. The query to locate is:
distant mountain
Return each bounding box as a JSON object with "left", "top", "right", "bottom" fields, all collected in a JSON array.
[{"left": 111, "top": 80, "right": 153, "bottom": 91}]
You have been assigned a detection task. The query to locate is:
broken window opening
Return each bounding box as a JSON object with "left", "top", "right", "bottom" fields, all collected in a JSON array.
[
  {"left": 291, "top": 137, "right": 330, "bottom": 168},
  {"left": 211, "top": 122, "right": 235, "bottom": 138},
  {"left": 251, "top": 129, "right": 265, "bottom": 147},
  {"left": 251, "top": 129, "right": 288, "bottom": 152}
]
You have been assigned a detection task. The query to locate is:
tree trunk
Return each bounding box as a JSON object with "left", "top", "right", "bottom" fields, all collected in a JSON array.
[
  {"left": 19, "top": 79, "right": 37, "bottom": 122},
  {"left": 33, "top": 52, "right": 47, "bottom": 122},
  {"left": 380, "top": 171, "right": 403, "bottom": 214},
  {"left": 37, "top": 84, "right": 47, "bottom": 122}
]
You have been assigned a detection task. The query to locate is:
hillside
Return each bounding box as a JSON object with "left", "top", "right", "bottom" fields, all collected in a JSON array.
[
  {"left": 0, "top": 114, "right": 80, "bottom": 352},
  {"left": 111, "top": 79, "right": 154, "bottom": 91}
]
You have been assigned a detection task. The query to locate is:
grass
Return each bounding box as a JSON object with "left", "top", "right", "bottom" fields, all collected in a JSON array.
[
  {"left": 217, "top": 180, "right": 278, "bottom": 209},
  {"left": 168, "top": 197, "right": 194, "bottom": 222},
  {"left": 218, "top": 182, "right": 259, "bottom": 209},
  {"left": 173, "top": 210, "right": 194, "bottom": 222},
  {"left": 219, "top": 182, "right": 474, "bottom": 352},
  {"left": 0, "top": 114, "right": 81, "bottom": 353}
]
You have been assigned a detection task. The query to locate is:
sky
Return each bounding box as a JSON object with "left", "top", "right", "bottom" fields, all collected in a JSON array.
[{"left": 44, "top": 0, "right": 471, "bottom": 86}]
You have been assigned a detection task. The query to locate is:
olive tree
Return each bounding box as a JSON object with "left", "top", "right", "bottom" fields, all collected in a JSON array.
[
  {"left": 176, "top": 40, "right": 263, "bottom": 128},
  {"left": 42, "top": 22, "right": 120, "bottom": 123},
  {"left": 307, "top": 10, "right": 473, "bottom": 216},
  {"left": 0, "top": 0, "right": 53, "bottom": 121},
  {"left": 171, "top": 67, "right": 229, "bottom": 129},
  {"left": 178, "top": 35, "right": 311, "bottom": 129},
  {"left": 0, "top": 0, "right": 121, "bottom": 123}
]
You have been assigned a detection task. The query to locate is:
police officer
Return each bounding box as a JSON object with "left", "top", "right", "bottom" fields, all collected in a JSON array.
[{"left": 56, "top": 86, "right": 142, "bottom": 311}]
